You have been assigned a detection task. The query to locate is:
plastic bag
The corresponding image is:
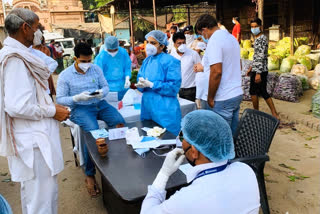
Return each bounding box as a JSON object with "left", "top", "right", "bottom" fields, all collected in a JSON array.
[
  {"left": 294, "top": 45, "right": 311, "bottom": 56},
  {"left": 240, "top": 48, "right": 249, "bottom": 59},
  {"left": 291, "top": 64, "right": 308, "bottom": 76},
  {"left": 314, "top": 64, "right": 320, "bottom": 77},
  {"left": 241, "top": 76, "right": 251, "bottom": 101},
  {"left": 267, "top": 72, "right": 279, "bottom": 96},
  {"left": 243, "top": 40, "right": 252, "bottom": 49},
  {"left": 248, "top": 51, "right": 254, "bottom": 60},
  {"left": 306, "top": 54, "right": 320, "bottom": 69},
  {"left": 312, "top": 90, "right": 320, "bottom": 118},
  {"left": 297, "top": 75, "right": 309, "bottom": 90},
  {"left": 297, "top": 56, "right": 312, "bottom": 70},
  {"left": 309, "top": 76, "right": 320, "bottom": 90},
  {"left": 273, "top": 74, "right": 302, "bottom": 102},
  {"left": 268, "top": 55, "right": 280, "bottom": 71},
  {"left": 241, "top": 59, "right": 252, "bottom": 76},
  {"left": 280, "top": 57, "right": 298, "bottom": 73}
]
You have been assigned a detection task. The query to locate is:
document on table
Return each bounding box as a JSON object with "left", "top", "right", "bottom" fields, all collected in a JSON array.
[
  {"left": 179, "top": 163, "right": 193, "bottom": 175},
  {"left": 109, "top": 127, "right": 129, "bottom": 140},
  {"left": 90, "top": 129, "right": 109, "bottom": 139}
]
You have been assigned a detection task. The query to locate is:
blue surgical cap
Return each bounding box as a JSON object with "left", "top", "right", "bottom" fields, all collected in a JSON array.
[
  {"left": 145, "top": 30, "right": 168, "bottom": 46},
  {"left": 181, "top": 110, "right": 235, "bottom": 162},
  {"left": 105, "top": 36, "right": 119, "bottom": 50}
]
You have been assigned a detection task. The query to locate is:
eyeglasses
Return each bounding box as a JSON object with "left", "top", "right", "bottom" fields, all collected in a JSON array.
[{"left": 179, "top": 131, "right": 184, "bottom": 143}]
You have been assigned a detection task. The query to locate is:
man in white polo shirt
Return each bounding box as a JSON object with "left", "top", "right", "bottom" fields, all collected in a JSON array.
[
  {"left": 195, "top": 14, "right": 243, "bottom": 135},
  {"left": 171, "top": 32, "right": 201, "bottom": 102}
]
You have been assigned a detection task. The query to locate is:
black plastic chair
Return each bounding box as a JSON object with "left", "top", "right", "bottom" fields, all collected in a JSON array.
[{"left": 231, "top": 109, "right": 279, "bottom": 214}]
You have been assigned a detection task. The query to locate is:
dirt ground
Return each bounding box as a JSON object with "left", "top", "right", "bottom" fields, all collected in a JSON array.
[{"left": 0, "top": 75, "right": 319, "bottom": 213}]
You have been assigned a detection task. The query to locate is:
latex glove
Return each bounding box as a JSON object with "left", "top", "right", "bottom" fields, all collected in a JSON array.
[
  {"left": 135, "top": 77, "right": 147, "bottom": 88},
  {"left": 93, "top": 89, "right": 103, "bottom": 99},
  {"left": 72, "top": 91, "right": 94, "bottom": 102},
  {"left": 152, "top": 148, "right": 185, "bottom": 190},
  {"left": 139, "top": 78, "right": 154, "bottom": 88},
  {"left": 124, "top": 76, "right": 131, "bottom": 89}
]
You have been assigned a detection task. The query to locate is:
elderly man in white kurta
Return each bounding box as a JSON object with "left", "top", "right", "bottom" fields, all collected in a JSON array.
[{"left": 0, "top": 8, "right": 70, "bottom": 214}]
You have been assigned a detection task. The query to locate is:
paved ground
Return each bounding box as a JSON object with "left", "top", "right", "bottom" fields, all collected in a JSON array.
[{"left": 0, "top": 75, "right": 319, "bottom": 213}]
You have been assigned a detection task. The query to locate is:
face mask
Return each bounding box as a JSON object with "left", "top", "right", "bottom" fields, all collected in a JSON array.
[
  {"left": 177, "top": 44, "right": 187, "bottom": 53},
  {"left": 251, "top": 27, "right": 261, "bottom": 36},
  {"left": 185, "top": 34, "right": 194, "bottom": 45},
  {"left": 184, "top": 146, "right": 196, "bottom": 167},
  {"left": 146, "top": 44, "right": 158, "bottom": 56},
  {"left": 78, "top": 62, "right": 92, "bottom": 73},
  {"left": 201, "top": 35, "right": 209, "bottom": 44},
  {"left": 232, "top": 20, "right": 236, "bottom": 24},
  {"left": 33, "top": 29, "right": 43, "bottom": 46},
  {"left": 107, "top": 50, "right": 118, "bottom": 57}
]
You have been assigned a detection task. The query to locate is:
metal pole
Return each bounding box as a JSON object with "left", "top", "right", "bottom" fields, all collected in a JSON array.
[
  {"left": 152, "top": 0, "right": 157, "bottom": 30},
  {"left": 290, "top": 0, "right": 294, "bottom": 55},
  {"left": 129, "top": 0, "right": 134, "bottom": 51},
  {"left": 187, "top": 6, "right": 190, "bottom": 25},
  {"left": 258, "top": 0, "right": 264, "bottom": 26}
]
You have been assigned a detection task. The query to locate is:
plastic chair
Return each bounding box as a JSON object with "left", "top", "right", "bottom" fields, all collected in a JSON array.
[{"left": 231, "top": 109, "right": 279, "bottom": 214}]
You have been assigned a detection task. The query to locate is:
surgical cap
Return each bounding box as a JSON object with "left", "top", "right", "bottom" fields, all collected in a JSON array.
[
  {"left": 181, "top": 110, "right": 235, "bottom": 162},
  {"left": 105, "top": 36, "right": 119, "bottom": 50},
  {"left": 145, "top": 30, "right": 168, "bottom": 46}
]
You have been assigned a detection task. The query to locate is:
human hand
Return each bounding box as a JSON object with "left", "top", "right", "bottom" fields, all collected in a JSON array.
[
  {"left": 195, "top": 99, "right": 201, "bottom": 109},
  {"left": 72, "top": 91, "right": 94, "bottom": 102},
  {"left": 135, "top": 77, "right": 153, "bottom": 88},
  {"left": 93, "top": 89, "right": 103, "bottom": 99},
  {"left": 208, "top": 98, "right": 214, "bottom": 108},
  {"left": 255, "top": 73, "right": 262, "bottom": 83},
  {"left": 53, "top": 104, "right": 70, "bottom": 122},
  {"left": 124, "top": 76, "right": 131, "bottom": 89},
  {"left": 246, "top": 67, "right": 252, "bottom": 77},
  {"left": 152, "top": 148, "right": 185, "bottom": 190},
  {"left": 194, "top": 63, "right": 204, "bottom": 72}
]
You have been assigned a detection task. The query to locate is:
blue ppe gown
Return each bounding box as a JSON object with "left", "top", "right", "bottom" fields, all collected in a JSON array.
[
  {"left": 94, "top": 47, "right": 132, "bottom": 100},
  {"left": 137, "top": 53, "right": 182, "bottom": 136}
]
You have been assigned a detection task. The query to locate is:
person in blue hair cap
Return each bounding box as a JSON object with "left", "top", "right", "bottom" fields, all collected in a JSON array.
[
  {"left": 94, "top": 36, "right": 132, "bottom": 100},
  {"left": 141, "top": 110, "right": 260, "bottom": 214},
  {"left": 135, "top": 30, "right": 182, "bottom": 136}
]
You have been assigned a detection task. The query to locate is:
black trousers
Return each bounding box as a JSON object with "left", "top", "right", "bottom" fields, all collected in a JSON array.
[
  {"left": 249, "top": 72, "right": 270, "bottom": 100},
  {"left": 179, "top": 87, "right": 196, "bottom": 102}
]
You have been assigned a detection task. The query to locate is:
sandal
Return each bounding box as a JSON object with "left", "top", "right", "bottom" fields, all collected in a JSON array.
[{"left": 85, "top": 177, "right": 101, "bottom": 198}]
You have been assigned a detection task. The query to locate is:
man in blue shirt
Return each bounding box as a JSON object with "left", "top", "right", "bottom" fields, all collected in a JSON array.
[
  {"left": 56, "top": 42, "right": 125, "bottom": 197},
  {"left": 94, "top": 36, "right": 132, "bottom": 101}
]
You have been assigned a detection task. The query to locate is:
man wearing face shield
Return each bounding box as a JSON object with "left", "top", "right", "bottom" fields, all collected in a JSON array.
[
  {"left": 136, "top": 30, "right": 181, "bottom": 136},
  {"left": 0, "top": 8, "right": 70, "bottom": 213},
  {"left": 94, "top": 36, "right": 132, "bottom": 101},
  {"left": 141, "top": 110, "right": 260, "bottom": 214},
  {"left": 57, "top": 43, "right": 125, "bottom": 197},
  {"left": 170, "top": 32, "right": 201, "bottom": 102}
]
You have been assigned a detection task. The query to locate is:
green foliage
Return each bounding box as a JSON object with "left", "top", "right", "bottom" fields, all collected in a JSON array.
[
  {"left": 133, "top": 17, "right": 154, "bottom": 32},
  {"left": 172, "top": 8, "right": 187, "bottom": 22}
]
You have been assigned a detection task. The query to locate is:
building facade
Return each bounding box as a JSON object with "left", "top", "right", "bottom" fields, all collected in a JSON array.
[{"left": 0, "top": 0, "right": 85, "bottom": 31}]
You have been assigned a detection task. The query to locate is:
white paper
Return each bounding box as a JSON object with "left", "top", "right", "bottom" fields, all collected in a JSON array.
[
  {"left": 141, "top": 127, "right": 151, "bottom": 132},
  {"left": 90, "top": 129, "right": 109, "bottom": 139},
  {"left": 108, "top": 127, "right": 128, "bottom": 140},
  {"left": 179, "top": 163, "right": 193, "bottom": 175},
  {"left": 131, "top": 140, "right": 160, "bottom": 149}
]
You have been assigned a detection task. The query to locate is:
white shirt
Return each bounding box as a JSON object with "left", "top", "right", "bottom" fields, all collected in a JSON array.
[
  {"left": 141, "top": 161, "right": 260, "bottom": 214},
  {"left": 195, "top": 56, "right": 210, "bottom": 100},
  {"left": 171, "top": 48, "right": 201, "bottom": 88},
  {"left": 3, "top": 38, "right": 64, "bottom": 182},
  {"left": 205, "top": 30, "right": 243, "bottom": 101}
]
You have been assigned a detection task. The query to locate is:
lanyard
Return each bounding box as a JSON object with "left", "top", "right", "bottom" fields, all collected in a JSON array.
[{"left": 193, "top": 163, "right": 229, "bottom": 182}]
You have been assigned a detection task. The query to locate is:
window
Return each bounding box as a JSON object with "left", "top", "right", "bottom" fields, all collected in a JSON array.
[{"left": 61, "top": 41, "right": 74, "bottom": 49}]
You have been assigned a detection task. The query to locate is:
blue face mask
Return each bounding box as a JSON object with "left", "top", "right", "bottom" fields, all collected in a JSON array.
[
  {"left": 251, "top": 27, "right": 261, "bottom": 36},
  {"left": 201, "top": 35, "right": 209, "bottom": 44}
]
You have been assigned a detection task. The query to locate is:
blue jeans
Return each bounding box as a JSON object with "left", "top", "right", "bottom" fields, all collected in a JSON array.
[
  {"left": 204, "top": 95, "right": 243, "bottom": 135},
  {"left": 70, "top": 100, "right": 125, "bottom": 176}
]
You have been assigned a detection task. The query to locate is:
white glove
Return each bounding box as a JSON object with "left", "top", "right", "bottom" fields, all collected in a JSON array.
[
  {"left": 135, "top": 77, "right": 154, "bottom": 88},
  {"left": 93, "top": 89, "right": 104, "bottom": 99},
  {"left": 124, "top": 76, "right": 131, "bottom": 89},
  {"left": 152, "top": 148, "right": 185, "bottom": 190},
  {"left": 72, "top": 91, "right": 94, "bottom": 102}
]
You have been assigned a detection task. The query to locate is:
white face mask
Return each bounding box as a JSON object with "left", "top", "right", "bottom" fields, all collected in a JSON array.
[
  {"left": 232, "top": 20, "right": 236, "bottom": 24},
  {"left": 33, "top": 29, "right": 43, "bottom": 46},
  {"left": 78, "top": 62, "right": 92, "bottom": 73},
  {"left": 177, "top": 44, "right": 187, "bottom": 53},
  {"left": 107, "top": 50, "right": 118, "bottom": 57},
  {"left": 185, "top": 34, "right": 194, "bottom": 45},
  {"left": 146, "top": 44, "right": 158, "bottom": 56}
]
